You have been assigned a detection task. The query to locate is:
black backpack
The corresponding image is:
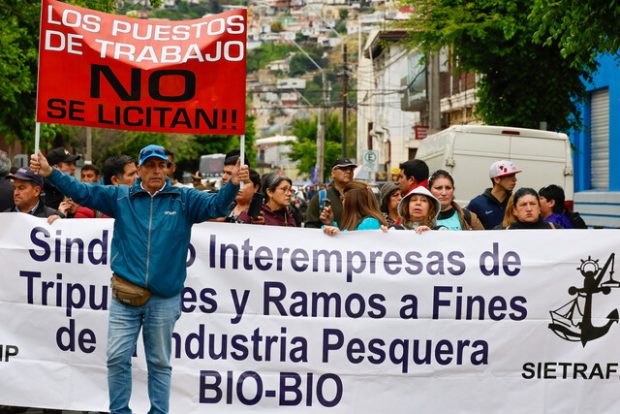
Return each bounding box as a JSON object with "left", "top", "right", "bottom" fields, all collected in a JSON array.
[{"left": 565, "top": 211, "right": 587, "bottom": 229}]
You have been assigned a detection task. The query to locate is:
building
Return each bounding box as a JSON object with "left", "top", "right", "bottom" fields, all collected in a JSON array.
[
  {"left": 255, "top": 135, "right": 300, "bottom": 179},
  {"left": 356, "top": 21, "right": 480, "bottom": 179},
  {"left": 276, "top": 78, "right": 307, "bottom": 90},
  {"left": 267, "top": 59, "right": 291, "bottom": 73},
  {"left": 570, "top": 54, "right": 620, "bottom": 228},
  {"left": 357, "top": 29, "right": 421, "bottom": 180}
]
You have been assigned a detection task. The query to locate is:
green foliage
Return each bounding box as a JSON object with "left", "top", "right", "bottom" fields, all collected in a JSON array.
[
  {"left": 297, "top": 71, "right": 340, "bottom": 106},
  {"left": 71, "top": 0, "right": 116, "bottom": 12},
  {"left": 325, "top": 113, "right": 342, "bottom": 144},
  {"left": 0, "top": 0, "right": 159, "bottom": 145},
  {"left": 247, "top": 43, "right": 296, "bottom": 72},
  {"left": 303, "top": 82, "right": 322, "bottom": 106},
  {"left": 403, "top": 0, "right": 587, "bottom": 131},
  {"left": 530, "top": 0, "right": 619, "bottom": 70},
  {"left": 91, "top": 115, "right": 258, "bottom": 174},
  {"left": 295, "top": 32, "right": 309, "bottom": 43},
  {"left": 291, "top": 117, "right": 317, "bottom": 143},
  {"left": 334, "top": 9, "right": 349, "bottom": 34},
  {"left": 0, "top": 1, "right": 40, "bottom": 142},
  {"left": 243, "top": 114, "right": 258, "bottom": 164},
  {"left": 334, "top": 20, "right": 347, "bottom": 35},
  {"left": 174, "top": 114, "right": 257, "bottom": 173},
  {"left": 287, "top": 113, "right": 343, "bottom": 179},
  {"left": 288, "top": 46, "right": 327, "bottom": 77},
  {"left": 151, "top": 1, "right": 218, "bottom": 19},
  {"left": 0, "top": 0, "right": 244, "bottom": 165},
  {"left": 271, "top": 21, "right": 284, "bottom": 33}
]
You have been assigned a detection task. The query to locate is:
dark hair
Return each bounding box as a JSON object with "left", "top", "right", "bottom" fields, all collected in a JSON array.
[
  {"left": 428, "top": 169, "right": 454, "bottom": 188},
  {"left": 81, "top": 164, "right": 99, "bottom": 175},
  {"left": 226, "top": 149, "right": 241, "bottom": 159},
  {"left": 164, "top": 149, "right": 174, "bottom": 159},
  {"left": 340, "top": 181, "right": 386, "bottom": 230},
  {"left": 103, "top": 155, "right": 135, "bottom": 185},
  {"left": 249, "top": 168, "right": 261, "bottom": 190},
  {"left": 224, "top": 149, "right": 251, "bottom": 167},
  {"left": 513, "top": 187, "right": 539, "bottom": 206},
  {"left": 539, "top": 185, "right": 565, "bottom": 214},
  {"left": 506, "top": 187, "right": 541, "bottom": 226},
  {"left": 261, "top": 173, "right": 292, "bottom": 203},
  {"left": 224, "top": 155, "right": 239, "bottom": 166},
  {"left": 398, "top": 159, "right": 429, "bottom": 183},
  {"left": 379, "top": 182, "right": 400, "bottom": 214}
]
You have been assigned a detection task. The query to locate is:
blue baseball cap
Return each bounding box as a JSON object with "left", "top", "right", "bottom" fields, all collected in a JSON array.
[
  {"left": 8, "top": 167, "right": 44, "bottom": 187},
  {"left": 138, "top": 144, "right": 167, "bottom": 166}
]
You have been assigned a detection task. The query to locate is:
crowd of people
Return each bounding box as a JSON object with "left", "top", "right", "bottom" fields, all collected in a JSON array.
[
  {"left": 0, "top": 146, "right": 588, "bottom": 233},
  {"left": 0, "top": 144, "right": 588, "bottom": 414}
]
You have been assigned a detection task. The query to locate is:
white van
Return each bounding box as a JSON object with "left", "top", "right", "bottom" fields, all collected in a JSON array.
[{"left": 415, "top": 125, "right": 574, "bottom": 206}]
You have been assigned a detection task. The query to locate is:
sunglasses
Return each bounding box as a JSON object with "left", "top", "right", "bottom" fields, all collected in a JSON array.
[{"left": 140, "top": 148, "right": 166, "bottom": 158}]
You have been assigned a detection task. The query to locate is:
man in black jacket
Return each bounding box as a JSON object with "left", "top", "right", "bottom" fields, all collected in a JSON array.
[
  {"left": 43, "top": 147, "right": 80, "bottom": 209},
  {"left": 0, "top": 150, "right": 13, "bottom": 212},
  {"left": 468, "top": 160, "right": 521, "bottom": 229},
  {"left": 3, "top": 167, "right": 62, "bottom": 221},
  {"left": 304, "top": 158, "right": 357, "bottom": 228}
]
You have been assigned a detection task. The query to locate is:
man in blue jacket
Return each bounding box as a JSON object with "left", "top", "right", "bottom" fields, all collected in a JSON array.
[
  {"left": 31, "top": 144, "right": 249, "bottom": 414},
  {"left": 467, "top": 160, "right": 521, "bottom": 229}
]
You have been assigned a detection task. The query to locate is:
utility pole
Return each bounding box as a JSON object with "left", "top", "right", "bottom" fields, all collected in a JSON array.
[
  {"left": 342, "top": 43, "right": 348, "bottom": 159},
  {"left": 317, "top": 70, "right": 327, "bottom": 183},
  {"left": 85, "top": 127, "right": 92, "bottom": 164},
  {"left": 429, "top": 51, "right": 441, "bottom": 133}
]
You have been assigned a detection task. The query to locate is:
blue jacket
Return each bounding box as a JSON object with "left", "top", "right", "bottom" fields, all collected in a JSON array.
[
  {"left": 467, "top": 188, "right": 509, "bottom": 230},
  {"left": 354, "top": 217, "right": 382, "bottom": 230},
  {"left": 47, "top": 168, "right": 238, "bottom": 297}
]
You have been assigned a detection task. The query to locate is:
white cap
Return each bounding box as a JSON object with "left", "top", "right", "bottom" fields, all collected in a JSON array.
[{"left": 489, "top": 160, "right": 522, "bottom": 179}]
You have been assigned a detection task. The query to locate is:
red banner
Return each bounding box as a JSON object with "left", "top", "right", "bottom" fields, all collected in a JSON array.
[{"left": 37, "top": 0, "right": 246, "bottom": 134}]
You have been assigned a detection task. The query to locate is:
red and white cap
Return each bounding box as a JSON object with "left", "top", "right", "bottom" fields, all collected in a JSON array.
[{"left": 489, "top": 160, "right": 522, "bottom": 179}]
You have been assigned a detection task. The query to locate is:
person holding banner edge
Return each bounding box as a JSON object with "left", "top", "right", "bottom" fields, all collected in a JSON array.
[{"left": 30, "top": 144, "right": 249, "bottom": 414}]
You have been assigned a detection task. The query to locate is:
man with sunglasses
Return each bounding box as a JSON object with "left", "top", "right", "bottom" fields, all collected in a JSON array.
[
  {"left": 304, "top": 158, "right": 357, "bottom": 228},
  {"left": 30, "top": 144, "right": 249, "bottom": 414}
]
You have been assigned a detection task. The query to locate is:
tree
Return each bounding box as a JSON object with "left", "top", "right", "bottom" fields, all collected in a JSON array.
[
  {"left": 247, "top": 43, "right": 296, "bottom": 73},
  {"left": 530, "top": 0, "right": 619, "bottom": 70},
  {"left": 0, "top": 0, "right": 158, "bottom": 148},
  {"left": 334, "top": 9, "right": 349, "bottom": 34},
  {"left": 287, "top": 113, "right": 343, "bottom": 179},
  {"left": 288, "top": 46, "right": 327, "bottom": 77},
  {"left": 1, "top": 0, "right": 250, "bottom": 173},
  {"left": 270, "top": 21, "right": 284, "bottom": 33},
  {"left": 403, "top": 0, "right": 587, "bottom": 131},
  {"left": 0, "top": 1, "right": 44, "bottom": 144},
  {"left": 88, "top": 115, "right": 258, "bottom": 176}
]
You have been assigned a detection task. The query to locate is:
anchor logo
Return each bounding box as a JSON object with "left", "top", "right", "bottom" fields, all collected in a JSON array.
[{"left": 548, "top": 253, "right": 620, "bottom": 346}]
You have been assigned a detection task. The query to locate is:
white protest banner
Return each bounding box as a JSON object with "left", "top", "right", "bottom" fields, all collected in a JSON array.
[{"left": 1, "top": 214, "right": 619, "bottom": 413}]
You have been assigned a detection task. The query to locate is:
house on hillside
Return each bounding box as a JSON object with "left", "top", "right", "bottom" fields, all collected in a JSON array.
[
  {"left": 569, "top": 54, "right": 620, "bottom": 228},
  {"left": 277, "top": 78, "right": 307, "bottom": 90},
  {"left": 268, "top": 59, "right": 290, "bottom": 73},
  {"left": 255, "top": 135, "right": 300, "bottom": 179}
]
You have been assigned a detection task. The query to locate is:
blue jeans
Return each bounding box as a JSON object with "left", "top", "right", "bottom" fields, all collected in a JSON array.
[{"left": 107, "top": 293, "right": 181, "bottom": 414}]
